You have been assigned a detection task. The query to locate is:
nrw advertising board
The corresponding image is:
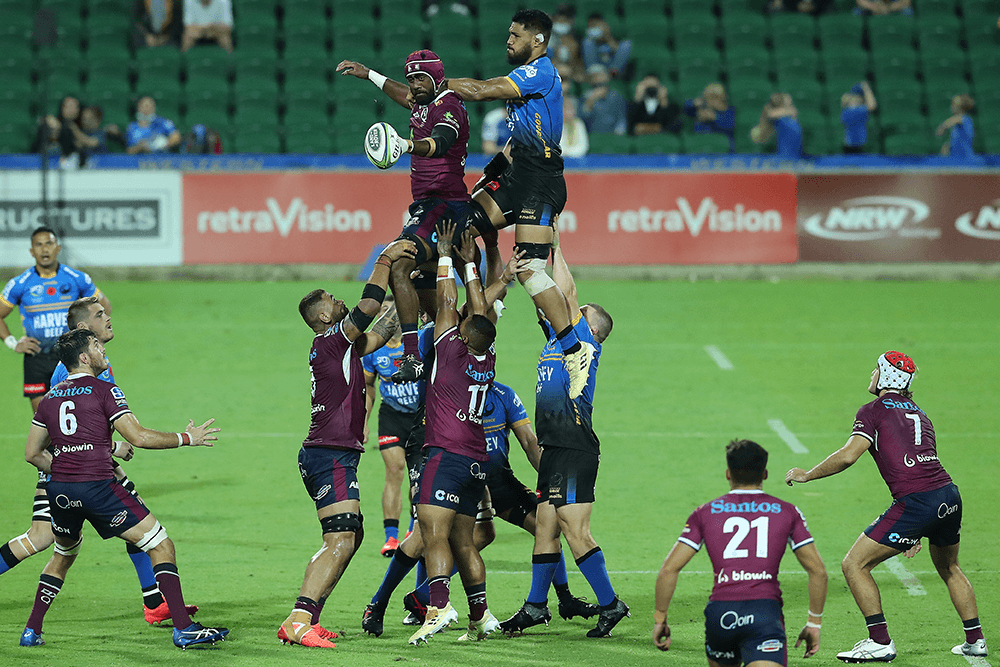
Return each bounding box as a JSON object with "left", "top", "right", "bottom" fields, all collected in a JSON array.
[
  {"left": 183, "top": 172, "right": 798, "bottom": 265},
  {"left": 0, "top": 171, "right": 183, "bottom": 267}
]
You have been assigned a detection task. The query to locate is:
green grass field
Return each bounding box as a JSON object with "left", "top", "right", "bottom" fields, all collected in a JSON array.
[{"left": 0, "top": 279, "right": 997, "bottom": 667}]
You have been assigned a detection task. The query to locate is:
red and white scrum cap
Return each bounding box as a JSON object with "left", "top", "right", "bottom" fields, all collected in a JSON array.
[
  {"left": 404, "top": 50, "right": 445, "bottom": 87},
  {"left": 876, "top": 351, "right": 917, "bottom": 391}
]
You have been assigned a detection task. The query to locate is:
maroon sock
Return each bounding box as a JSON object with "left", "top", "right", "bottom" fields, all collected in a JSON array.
[
  {"left": 465, "top": 582, "right": 487, "bottom": 622},
  {"left": 294, "top": 596, "right": 321, "bottom": 624},
  {"left": 311, "top": 595, "right": 328, "bottom": 625},
  {"left": 26, "top": 574, "right": 63, "bottom": 633},
  {"left": 964, "top": 618, "right": 985, "bottom": 643},
  {"left": 428, "top": 576, "right": 450, "bottom": 609},
  {"left": 153, "top": 563, "right": 192, "bottom": 629},
  {"left": 865, "top": 613, "right": 891, "bottom": 644},
  {"left": 401, "top": 330, "right": 419, "bottom": 358}
]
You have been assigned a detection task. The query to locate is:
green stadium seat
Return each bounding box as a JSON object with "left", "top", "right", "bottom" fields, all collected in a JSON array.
[
  {"left": 872, "top": 51, "right": 919, "bottom": 81},
  {"left": 866, "top": 15, "right": 916, "bottom": 50},
  {"left": 135, "top": 48, "right": 182, "bottom": 78},
  {"left": 587, "top": 133, "right": 635, "bottom": 154},
  {"left": 684, "top": 131, "right": 732, "bottom": 154},
  {"left": 233, "top": 131, "right": 282, "bottom": 153},
  {"left": 286, "top": 127, "right": 334, "bottom": 154},
  {"left": 770, "top": 31, "right": 815, "bottom": 56},
  {"left": 635, "top": 132, "right": 683, "bottom": 154},
  {"left": 883, "top": 130, "right": 932, "bottom": 155},
  {"left": 922, "top": 54, "right": 968, "bottom": 87},
  {"left": 916, "top": 26, "right": 963, "bottom": 57},
  {"left": 673, "top": 19, "right": 717, "bottom": 54},
  {"left": 769, "top": 13, "right": 816, "bottom": 43},
  {"left": 774, "top": 51, "right": 820, "bottom": 83},
  {"left": 727, "top": 53, "right": 772, "bottom": 82},
  {"left": 675, "top": 54, "right": 724, "bottom": 90},
  {"left": 283, "top": 4, "right": 330, "bottom": 27},
  {"left": 284, "top": 105, "right": 329, "bottom": 128},
  {"left": 624, "top": 12, "right": 670, "bottom": 43},
  {"left": 962, "top": 21, "right": 1000, "bottom": 56},
  {"left": 235, "top": 22, "right": 279, "bottom": 50},
  {"left": 379, "top": 0, "right": 423, "bottom": 23},
  {"left": 632, "top": 42, "right": 673, "bottom": 80},
  {"left": 720, "top": 11, "right": 767, "bottom": 42},
  {"left": 969, "top": 51, "right": 1000, "bottom": 88},
  {"left": 784, "top": 79, "right": 824, "bottom": 114},
  {"left": 876, "top": 78, "right": 923, "bottom": 114},
  {"left": 187, "top": 49, "right": 234, "bottom": 79},
  {"left": 235, "top": 53, "right": 281, "bottom": 84},
  {"left": 184, "top": 105, "right": 230, "bottom": 132},
  {"left": 330, "top": 10, "right": 376, "bottom": 35},
  {"left": 285, "top": 22, "right": 329, "bottom": 50},
  {"left": 816, "top": 14, "right": 864, "bottom": 51},
  {"left": 284, "top": 40, "right": 329, "bottom": 61}
]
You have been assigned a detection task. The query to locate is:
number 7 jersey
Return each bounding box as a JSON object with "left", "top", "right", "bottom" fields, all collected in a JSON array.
[{"left": 677, "top": 489, "right": 814, "bottom": 603}]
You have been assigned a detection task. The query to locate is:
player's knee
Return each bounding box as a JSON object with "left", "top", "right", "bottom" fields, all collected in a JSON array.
[
  {"left": 135, "top": 520, "right": 169, "bottom": 553},
  {"left": 518, "top": 256, "right": 556, "bottom": 297},
  {"left": 26, "top": 524, "right": 54, "bottom": 552},
  {"left": 53, "top": 535, "right": 83, "bottom": 557},
  {"left": 320, "top": 512, "right": 362, "bottom": 536}
]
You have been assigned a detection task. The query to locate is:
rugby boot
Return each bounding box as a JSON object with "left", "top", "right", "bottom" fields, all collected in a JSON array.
[
  {"left": 380, "top": 536, "right": 399, "bottom": 558},
  {"left": 391, "top": 354, "right": 425, "bottom": 383},
  {"left": 173, "top": 622, "right": 229, "bottom": 649},
  {"left": 145, "top": 601, "right": 200, "bottom": 625},
  {"left": 457, "top": 611, "right": 500, "bottom": 641},
  {"left": 362, "top": 603, "right": 385, "bottom": 637},
  {"left": 558, "top": 594, "right": 600, "bottom": 620},
  {"left": 499, "top": 601, "right": 552, "bottom": 635},
  {"left": 836, "top": 638, "right": 897, "bottom": 663},
  {"left": 278, "top": 623, "right": 335, "bottom": 648},
  {"left": 19, "top": 628, "right": 44, "bottom": 647},
  {"left": 403, "top": 590, "right": 428, "bottom": 625},
  {"left": 952, "top": 639, "right": 988, "bottom": 656},
  {"left": 407, "top": 603, "right": 458, "bottom": 645},
  {"left": 402, "top": 612, "right": 422, "bottom": 626},
  {"left": 564, "top": 343, "right": 595, "bottom": 400},
  {"left": 586, "top": 597, "right": 630, "bottom": 638}
]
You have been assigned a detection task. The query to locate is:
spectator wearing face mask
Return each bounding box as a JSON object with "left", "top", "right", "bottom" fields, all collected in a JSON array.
[
  {"left": 579, "top": 64, "right": 628, "bottom": 135},
  {"left": 126, "top": 96, "right": 182, "bottom": 154},
  {"left": 684, "top": 83, "right": 736, "bottom": 151},
  {"left": 581, "top": 12, "right": 632, "bottom": 79},
  {"left": 627, "top": 74, "right": 681, "bottom": 135}
]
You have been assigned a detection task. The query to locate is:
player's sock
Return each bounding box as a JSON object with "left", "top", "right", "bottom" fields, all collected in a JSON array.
[
  {"left": 401, "top": 326, "right": 420, "bottom": 358},
  {"left": 963, "top": 617, "right": 985, "bottom": 644},
  {"left": 407, "top": 515, "right": 415, "bottom": 533},
  {"left": 428, "top": 575, "right": 450, "bottom": 609},
  {"left": 414, "top": 558, "right": 430, "bottom": 604},
  {"left": 370, "top": 550, "right": 419, "bottom": 608},
  {"left": 553, "top": 550, "right": 570, "bottom": 589},
  {"left": 575, "top": 547, "right": 616, "bottom": 607},
  {"left": 293, "top": 596, "right": 321, "bottom": 621},
  {"left": 865, "top": 613, "right": 891, "bottom": 645},
  {"left": 528, "top": 553, "right": 560, "bottom": 604},
  {"left": 465, "top": 583, "right": 487, "bottom": 622},
  {"left": 314, "top": 594, "right": 328, "bottom": 624},
  {"left": 152, "top": 563, "right": 193, "bottom": 629},
  {"left": 126, "top": 543, "right": 164, "bottom": 608},
  {"left": 26, "top": 574, "right": 63, "bottom": 632},
  {"left": 0, "top": 543, "right": 21, "bottom": 575},
  {"left": 556, "top": 326, "right": 582, "bottom": 355},
  {"left": 384, "top": 519, "right": 399, "bottom": 542}
]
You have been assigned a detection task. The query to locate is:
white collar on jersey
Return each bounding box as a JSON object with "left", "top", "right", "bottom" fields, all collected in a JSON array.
[
  {"left": 729, "top": 489, "right": 764, "bottom": 494},
  {"left": 67, "top": 372, "right": 90, "bottom": 379}
]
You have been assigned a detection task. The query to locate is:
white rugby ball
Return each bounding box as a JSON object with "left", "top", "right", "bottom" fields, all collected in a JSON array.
[{"left": 365, "top": 122, "right": 402, "bottom": 169}]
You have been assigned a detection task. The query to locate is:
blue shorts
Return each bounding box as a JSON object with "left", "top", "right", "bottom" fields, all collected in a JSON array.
[
  {"left": 536, "top": 446, "right": 599, "bottom": 506},
  {"left": 46, "top": 478, "right": 150, "bottom": 540},
  {"left": 415, "top": 447, "right": 487, "bottom": 517},
  {"left": 865, "top": 482, "right": 962, "bottom": 549},
  {"left": 704, "top": 599, "right": 787, "bottom": 666},
  {"left": 298, "top": 447, "right": 361, "bottom": 510}
]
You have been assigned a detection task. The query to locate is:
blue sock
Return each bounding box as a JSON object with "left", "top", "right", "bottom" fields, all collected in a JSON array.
[
  {"left": 414, "top": 558, "right": 430, "bottom": 605},
  {"left": 370, "top": 550, "right": 418, "bottom": 607},
  {"left": 127, "top": 545, "right": 157, "bottom": 589},
  {"left": 576, "top": 547, "right": 615, "bottom": 607},
  {"left": 384, "top": 519, "right": 399, "bottom": 541},
  {"left": 407, "top": 515, "right": 415, "bottom": 533},
  {"left": 553, "top": 551, "right": 569, "bottom": 587},
  {"left": 527, "top": 553, "right": 560, "bottom": 604},
  {"left": 556, "top": 325, "right": 581, "bottom": 354}
]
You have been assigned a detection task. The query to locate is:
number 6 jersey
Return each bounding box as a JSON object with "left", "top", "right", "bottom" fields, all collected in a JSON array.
[{"left": 677, "top": 489, "right": 814, "bottom": 603}]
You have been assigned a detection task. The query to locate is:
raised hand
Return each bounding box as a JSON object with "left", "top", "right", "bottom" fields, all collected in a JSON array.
[{"left": 185, "top": 418, "right": 220, "bottom": 447}]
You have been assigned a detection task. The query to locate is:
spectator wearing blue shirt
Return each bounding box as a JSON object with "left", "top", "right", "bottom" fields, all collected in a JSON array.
[
  {"left": 581, "top": 13, "right": 632, "bottom": 79},
  {"left": 579, "top": 64, "right": 627, "bottom": 136},
  {"left": 751, "top": 93, "right": 802, "bottom": 159},
  {"left": 937, "top": 94, "right": 975, "bottom": 158},
  {"left": 481, "top": 105, "right": 512, "bottom": 154},
  {"left": 684, "top": 83, "right": 736, "bottom": 152},
  {"left": 126, "top": 96, "right": 181, "bottom": 154},
  {"left": 841, "top": 81, "right": 877, "bottom": 154}
]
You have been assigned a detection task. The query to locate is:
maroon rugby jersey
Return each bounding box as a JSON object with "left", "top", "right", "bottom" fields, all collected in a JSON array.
[
  {"left": 851, "top": 393, "right": 952, "bottom": 499},
  {"left": 424, "top": 326, "right": 495, "bottom": 461},
  {"left": 32, "top": 374, "right": 131, "bottom": 482},
  {"left": 678, "top": 490, "right": 814, "bottom": 603},
  {"left": 303, "top": 322, "right": 366, "bottom": 451},
  {"left": 409, "top": 90, "right": 470, "bottom": 202}
]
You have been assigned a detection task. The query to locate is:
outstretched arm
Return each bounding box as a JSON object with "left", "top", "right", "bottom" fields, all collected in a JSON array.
[
  {"left": 550, "top": 224, "right": 580, "bottom": 319},
  {"left": 343, "top": 240, "right": 416, "bottom": 343},
  {"left": 455, "top": 228, "right": 487, "bottom": 317},
  {"left": 113, "top": 414, "right": 219, "bottom": 449},
  {"left": 653, "top": 541, "right": 698, "bottom": 651},
  {"left": 793, "top": 542, "right": 827, "bottom": 658},
  {"left": 447, "top": 76, "right": 521, "bottom": 102},
  {"left": 336, "top": 60, "right": 411, "bottom": 109},
  {"left": 354, "top": 305, "right": 400, "bottom": 357},
  {"left": 434, "top": 220, "right": 460, "bottom": 338},
  {"left": 786, "top": 434, "right": 870, "bottom": 485}
]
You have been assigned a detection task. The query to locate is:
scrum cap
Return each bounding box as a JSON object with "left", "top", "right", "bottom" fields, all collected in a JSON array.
[
  {"left": 876, "top": 351, "right": 916, "bottom": 391},
  {"left": 404, "top": 50, "right": 445, "bottom": 88}
]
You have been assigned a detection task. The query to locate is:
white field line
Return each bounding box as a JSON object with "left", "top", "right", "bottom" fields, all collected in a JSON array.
[
  {"left": 883, "top": 557, "right": 927, "bottom": 596},
  {"left": 768, "top": 419, "right": 809, "bottom": 454},
  {"left": 704, "top": 345, "right": 734, "bottom": 370},
  {"left": 963, "top": 655, "right": 991, "bottom": 667}
]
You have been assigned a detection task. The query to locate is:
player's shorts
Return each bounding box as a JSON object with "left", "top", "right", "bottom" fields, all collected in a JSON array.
[
  {"left": 46, "top": 478, "right": 150, "bottom": 540},
  {"left": 24, "top": 349, "right": 60, "bottom": 397},
  {"left": 864, "top": 482, "right": 962, "bottom": 549},
  {"left": 298, "top": 446, "right": 362, "bottom": 511},
  {"left": 704, "top": 599, "right": 787, "bottom": 667},
  {"left": 400, "top": 198, "right": 472, "bottom": 266},
  {"left": 486, "top": 467, "right": 538, "bottom": 528},
  {"left": 378, "top": 404, "right": 421, "bottom": 452},
  {"left": 482, "top": 163, "right": 566, "bottom": 228},
  {"left": 536, "top": 446, "right": 599, "bottom": 507},
  {"left": 415, "top": 447, "right": 487, "bottom": 517}
]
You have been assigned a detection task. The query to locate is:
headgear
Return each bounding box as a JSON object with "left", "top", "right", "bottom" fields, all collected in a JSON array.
[
  {"left": 404, "top": 50, "right": 445, "bottom": 88},
  {"left": 876, "top": 351, "right": 916, "bottom": 392}
]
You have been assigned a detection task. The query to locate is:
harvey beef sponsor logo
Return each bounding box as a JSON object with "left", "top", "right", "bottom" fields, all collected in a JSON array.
[
  {"left": 608, "top": 198, "right": 784, "bottom": 236},
  {"left": 195, "top": 197, "right": 372, "bottom": 237},
  {"left": 0, "top": 200, "right": 160, "bottom": 238},
  {"left": 955, "top": 203, "right": 1000, "bottom": 240},
  {"left": 801, "top": 197, "right": 938, "bottom": 241}
]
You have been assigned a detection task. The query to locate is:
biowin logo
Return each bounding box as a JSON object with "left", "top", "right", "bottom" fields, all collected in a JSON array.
[
  {"left": 802, "top": 196, "right": 938, "bottom": 240},
  {"left": 196, "top": 198, "right": 372, "bottom": 237},
  {"left": 608, "top": 198, "right": 783, "bottom": 236},
  {"left": 955, "top": 201, "right": 1000, "bottom": 240}
]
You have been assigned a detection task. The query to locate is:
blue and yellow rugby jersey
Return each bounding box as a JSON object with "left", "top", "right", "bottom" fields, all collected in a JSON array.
[
  {"left": 483, "top": 381, "right": 530, "bottom": 474},
  {"left": 51, "top": 356, "right": 115, "bottom": 387},
  {"left": 504, "top": 55, "right": 564, "bottom": 171},
  {"left": 1, "top": 265, "right": 100, "bottom": 351}
]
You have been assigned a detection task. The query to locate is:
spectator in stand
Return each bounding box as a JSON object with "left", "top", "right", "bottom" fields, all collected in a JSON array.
[
  {"left": 561, "top": 96, "right": 589, "bottom": 158},
  {"left": 126, "top": 96, "right": 182, "bottom": 154},
  {"left": 182, "top": 0, "right": 234, "bottom": 53},
  {"left": 183, "top": 124, "right": 224, "bottom": 154},
  {"left": 627, "top": 73, "right": 682, "bottom": 136},
  {"left": 75, "top": 106, "right": 124, "bottom": 164},
  {"left": 552, "top": 31, "right": 587, "bottom": 87},
  {"left": 549, "top": 3, "right": 577, "bottom": 57},
  {"left": 582, "top": 13, "right": 632, "bottom": 79},
  {"left": 684, "top": 83, "right": 735, "bottom": 151},
  {"left": 31, "top": 96, "right": 82, "bottom": 160},
  {"left": 936, "top": 94, "right": 975, "bottom": 157},
  {"left": 132, "top": 0, "right": 182, "bottom": 49},
  {"left": 853, "top": 0, "right": 913, "bottom": 16},
  {"left": 481, "top": 104, "right": 511, "bottom": 154},
  {"left": 751, "top": 93, "right": 803, "bottom": 159},
  {"left": 841, "top": 81, "right": 877, "bottom": 153},
  {"left": 579, "top": 64, "right": 627, "bottom": 136}
]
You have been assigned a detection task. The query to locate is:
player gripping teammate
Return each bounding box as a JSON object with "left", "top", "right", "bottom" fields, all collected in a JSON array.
[
  {"left": 20, "top": 329, "right": 227, "bottom": 649},
  {"left": 786, "top": 352, "right": 988, "bottom": 662},
  {"left": 443, "top": 8, "right": 594, "bottom": 400},
  {"left": 1, "top": 226, "right": 111, "bottom": 413},
  {"left": 654, "top": 439, "right": 828, "bottom": 666},
  {"left": 337, "top": 50, "right": 501, "bottom": 383}
]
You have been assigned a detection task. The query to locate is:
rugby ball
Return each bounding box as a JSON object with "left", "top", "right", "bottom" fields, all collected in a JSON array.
[{"left": 365, "top": 122, "right": 402, "bottom": 169}]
